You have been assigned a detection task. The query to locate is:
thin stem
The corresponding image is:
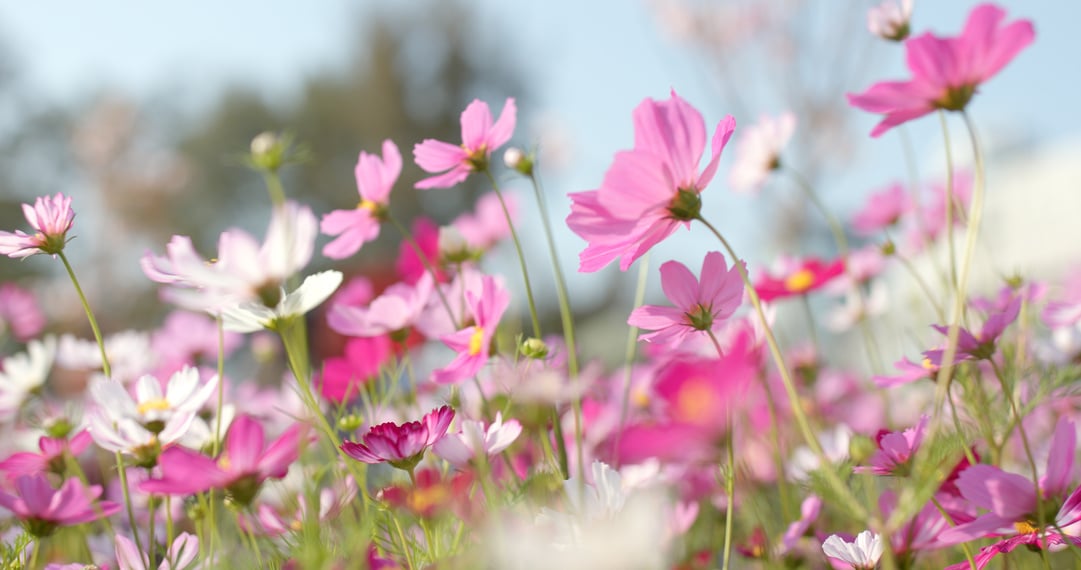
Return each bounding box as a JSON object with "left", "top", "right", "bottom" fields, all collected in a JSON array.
[
  {"left": 115, "top": 455, "right": 143, "bottom": 560},
  {"left": 695, "top": 215, "right": 870, "bottom": 521},
  {"left": 783, "top": 166, "right": 849, "bottom": 256},
  {"left": 212, "top": 317, "right": 227, "bottom": 455},
  {"left": 58, "top": 252, "right": 111, "bottom": 378},
  {"left": 884, "top": 230, "right": 946, "bottom": 321},
  {"left": 938, "top": 111, "right": 959, "bottom": 294},
  {"left": 614, "top": 254, "right": 651, "bottom": 466},
  {"left": 261, "top": 171, "right": 287, "bottom": 209},
  {"left": 930, "top": 496, "right": 977, "bottom": 570},
  {"left": 238, "top": 512, "right": 265, "bottom": 568},
  {"left": 705, "top": 329, "right": 726, "bottom": 359},
  {"left": 29, "top": 539, "right": 40, "bottom": 570},
  {"left": 720, "top": 423, "right": 736, "bottom": 570},
  {"left": 483, "top": 170, "right": 542, "bottom": 339},
  {"left": 387, "top": 213, "right": 457, "bottom": 328},
  {"left": 800, "top": 295, "right": 820, "bottom": 355}
]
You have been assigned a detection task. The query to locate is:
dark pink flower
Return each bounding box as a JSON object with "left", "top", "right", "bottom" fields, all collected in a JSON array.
[
  {"left": 855, "top": 416, "right": 928, "bottom": 476},
  {"left": 753, "top": 257, "right": 845, "bottom": 302},
  {"left": 340, "top": 405, "right": 454, "bottom": 472},
  {"left": 140, "top": 414, "right": 308, "bottom": 505},
  {"left": 0, "top": 474, "right": 120, "bottom": 536},
  {"left": 627, "top": 251, "right": 743, "bottom": 345},
  {"left": 414, "top": 98, "right": 516, "bottom": 189},
  {"left": 317, "top": 336, "right": 393, "bottom": 404},
  {"left": 848, "top": 3, "right": 1035, "bottom": 137},
  {"left": 321, "top": 140, "right": 402, "bottom": 259},
  {"left": 924, "top": 294, "right": 1021, "bottom": 364},
  {"left": 567, "top": 90, "right": 736, "bottom": 272},
  {"left": 0, "top": 193, "right": 75, "bottom": 258}
]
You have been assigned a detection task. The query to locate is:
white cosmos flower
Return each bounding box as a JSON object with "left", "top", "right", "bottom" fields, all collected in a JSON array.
[
  {"left": 220, "top": 270, "right": 343, "bottom": 333},
  {"left": 822, "top": 531, "right": 884, "bottom": 569},
  {"left": 433, "top": 412, "right": 522, "bottom": 468},
  {"left": 0, "top": 336, "right": 56, "bottom": 420},
  {"left": 57, "top": 330, "right": 155, "bottom": 384},
  {"left": 729, "top": 112, "right": 796, "bottom": 194}
]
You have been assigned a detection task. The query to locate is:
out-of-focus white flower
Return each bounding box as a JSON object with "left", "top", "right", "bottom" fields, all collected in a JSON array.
[
  {"left": 827, "top": 282, "right": 889, "bottom": 333},
  {"left": 822, "top": 530, "right": 884, "bottom": 569},
  {"left": 787, "top": 424, "right": 852, "bottom": 481},
  {"left": 868, "top": 0, "right": 912, "bottom": 42},
  {"left": 0, "top": 336, "right": 56, "bottom": 420},
  {"left": 220, "top": 270, "right": 342, "bottom": 333},
  {"left": 57, "top": 331, "right": 155, "bottom": 384},
  {"left": 433, "top": 412, "right": 522, "bottom": 468},
  {"left": 729, "top": 112, "right": 796, "bottom": 194}
]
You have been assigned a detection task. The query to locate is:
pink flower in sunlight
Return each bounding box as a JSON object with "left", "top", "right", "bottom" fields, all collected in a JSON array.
[
  {"left": 141, "top": 415, "right": 308, "bottom": 506},
  {"left": 0, "top": 193, "right": 75, "bottom": 259},
  {"left": 433, "top": 412, "right": 522, "bottom": 468},
  {"left": 414, "top": 98, "right": 517, "bottom": 189},
  {"left": 848, "top": 3, "right": 1035, "bottom": 137},
  {"left": 321, "top": 139, "right": 402, "bottom": 259},
  {"left": 855, "top": 416, "right": 928, "bottom": 476},
  {"left": 567, "top": 90, "right": 736, "bottom": 272},
  {"left": 0, "top": 430, "right": 93, "bottom": 482},
  {"left": 0, "top": 474, "right": 120, "bottom": 537},
  {"left": 431, "top": 275, "right": 509, "bottom": 384},
  {"left": 0, "top": 284, "right": 45, "bottom": 342},
  {"left": 627, "top": 251, "right": 744, "bottom": 345},
  {"left": 851, "top": 182, "right": 911, "bottom": 235},
  {"left": 940, "top": 418, "right": 1081, "bottom": 569},
  {"left": 728, "top": 112, "right": 795, "bottom": 194},
  {"left": 341, "top": 405, "right": 455, "bottom": 472},
  {"left": 753, "top": 257, "right": 845, "bottom": 302}
]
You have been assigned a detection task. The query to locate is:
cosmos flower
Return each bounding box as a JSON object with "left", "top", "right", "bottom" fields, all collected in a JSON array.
[
  {"left": 0, "top": 474, "right": 120, "bottom": 537},
  {"left": 728, "top": 112, "right": 796, "bottom": 194},
  {"left": 753, "top": 257, "right": 845, "bottom": 302},
  {"left": 414, "top": 98, "right": 517, "bottom": 189},
  {"left": 321, "top": 139, "right": 401, "bottom": 259},
  {"left": 115, "top": 532, "right": 201, "bottom": 570},
  {"left": 822, "top": 531, "right": 884, "bottom": 570},
  {"left": 0, "top": 193, "right": 75, "bottom": 259},
  {"left": 868, "top": 0, "right": 913, "bottom": 41},
  {"left": 433, "top": 412, "right": 523, "bottom": 469},
  {"left": 848, "top": 3, "right": 1035, "bottom": 137},
  {"left": 340, "top": 405, "right": 454, "bottom": 473},
  {"left": 431, "top": 275, "right": 509, "bottom": 384}
]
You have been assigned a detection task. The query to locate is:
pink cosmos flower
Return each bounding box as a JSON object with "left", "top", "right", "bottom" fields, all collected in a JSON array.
[
  {"left": 728, "top": 112, "right": 796, "bottom": 194},
  {"left": 433, "top": 412, "right": 522, "bottom": 469},
  {"left": 874, "top": 356, "right": 938, "bottom": 388},
  {"left": 141, "top": 414, "right": 308, "bottom": 506},
  {"left": 321, "top": 139, "right": 402, "bottom": 259},
  {"left": 753, "top": 257, "right": 845, "bottom": 302},
  {"left": 317, "top": 335, "right": 393, "bottom": 404},
  {"left": 0, "top": 283, "right": 45, "bottom": 342},
  {"left": 1043, "top": 269, "right": 1081, "bottom": 328},
  {"left": 340, "top": 405, "right": 455, "bottom": 473},
  {"left": 904, "top": 170, "right": 973, "bottom": 252},
  {"left": 115, "top": 532, "right": 200, "bottom": 570},
  {"left": 328, "top": 273, "right": 433, "bottom": 338},
  {"left": 627, "top": 251, "right": 743, "bottom": 345},
  {"left": 855, "top": 416, "right": 928, "bottom": 476},
  {"left": 848, "top": 4, "right": 1035, "bottom": 137},
  {"left": 923, "top": 294, "right": 1021, "bottom": 365},
  {"left": 0, "top": 193, "right": 75, "bottom": 258},
  {"left": 940, "top": 418, "right": 1081, "bottom": 568},
  {"left": 0, "top": 474, "right": 120, "bottom": 537},
  {"left": 0, "top": 430, "right": 93, "bottom": 482},
  {"left": 567, "top": 90, "right": 736, "bottom": 272},
  {"left": 431, "top": 275, "right": 509, "bottom": 384},
  {"left": 395, "top": 217, "right": 446, "bottom": 285},
  {"left": 451, "top": 191, "right": 517, "bottom": 255},
  {"left": 414, "top": 98, "right": 517, "bottom": 189},
  {"left": 851, "top": 182, "right": 911, "bottom": 235}
]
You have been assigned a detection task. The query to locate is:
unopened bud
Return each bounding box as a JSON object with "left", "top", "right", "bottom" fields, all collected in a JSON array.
[
  {"left": 521, "top": 337, "right": 549, "bottom": 359},
  {"left": 868, "top": 0, "right": 912, "bottom": 42},
  {"left": 250, "top": 131, "right": 285, "bottom": 171},
  {"left": 503, "top": 147, "right": 534, "bottom": 176},
  {"left": 880, "top": 240, "right": 896, "bottom": 256},
  {"left": 439, "top": 226, "right": 472, "bottom": 263},
  {"left": 338, "top": 414, "right": 364, "bottom": 433}
]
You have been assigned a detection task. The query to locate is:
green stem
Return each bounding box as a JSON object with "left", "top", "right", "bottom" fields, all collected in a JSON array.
[
  {"left": 115, "top": 454, "right": 143, "bottom": 560},
  {"left": 695, "top": 215, "right": 870, "bottom": 521},
  {"left": 238, "top": 512, "right": 264, "bottom": 568},
  {"left": 212, "top": 317, "right": 226, "bottom": 455},
  {"left": 938, "top": 111, "right": 960, "bottom": 295},
  {"left": 483, "top": 170, "right": 542, "bottom": 339},
  {"left": 783, "top": 166, "right": 849, "bottom": 256},
  {"left": 614, "top": 254, "right": 650, "bottom": 465},
  {"left": 58, "top": 251, "right": 111, "bottom": 378},
  {"left": 261, "top": 171, "right": 287, "bottom": 209},
  {"left": 720, "top": 423, "right": 736, "bottom": 570}
]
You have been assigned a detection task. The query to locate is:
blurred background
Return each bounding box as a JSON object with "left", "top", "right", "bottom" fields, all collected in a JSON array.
[{"left": 0, "top": 0, "right": 1077, "bottom": 364}]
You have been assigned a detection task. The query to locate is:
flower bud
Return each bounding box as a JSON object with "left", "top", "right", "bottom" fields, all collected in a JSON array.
[
  {"left": 250, "top": 131, "right": 285, "bottom": 171},
  {"left": 520, "top": 337, "right": 549, "bottom": 359},
  {"left": 868, "top": 0, "right": 912, "bottom": 42},
  {"left": 338, "top": 413, "right": 364, "bottom": 433},
  {"left": 503, "top": 147, "right": 534, "bottom": 176}
]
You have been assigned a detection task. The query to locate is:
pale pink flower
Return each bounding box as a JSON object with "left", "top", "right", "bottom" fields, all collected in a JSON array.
[
  {"left": 115, "top": 532, "right": 201, "bottom": 570},
  {"left": 431, "top": 275, "right": 509, "bottom": 384},
  {"left": 328, "top": 273, "right": 433, "bottom": 338},
  {"left": 321, "top": 139, "right": 401, "bottom": 259},
  {"left": 0, "top": 430, "right": 93, "bottom": 482},
  {"left": 452, "top": 191, "right": 517, "bottom": 254},
  {"left": 822, "top": 531, "right": 884, "bottom": 570},
  {"left": 856, "top": 416, "right": 928, "bottom": 476},
  {"left": 433, "top": 412, "right": 522, "bottom": 468},
  {"left": 340, "top": 405, "right": 454, "bottom": 472},
  {"left": 0, "top": 284, "right": 45, "bottom": 342},
  {"left": 414, "top": 98, "right": 517, "bottom": 189},
  {"left": 868, "top": 0, "right": 913, "bottom": 41},
  {"left": 0, "top": 193, "right": 75, "bottom": 258},
  {"left": 627, "top": 251, "right": 743, "bottom": 345},
  {"left": 0, "top": 474, "right": 120, "bottom": 537},
  {"left": 851, "top": 182, "right": 911, "bottom": 235},
  {"left": 728, "top": 112, "right": 796, "bottom": 194},
  {"left": 848, "top": 3, "right": 1035, "bottom": 137},
  {"left": 567, "top": 90, "right": 736, "bottom": 272}
]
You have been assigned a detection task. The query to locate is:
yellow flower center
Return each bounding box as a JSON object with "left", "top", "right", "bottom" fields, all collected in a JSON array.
[
  {"left": 468, "top": 327, "right": 486, "bottom": 356},
  {"left": 409, "top": 484, "right": 450, "bottom": 514},
  {"left": 675, "top": 379, "right": 716, "bottom": 424},
  {"left": 290, "top": 519, "right": 303, "bottom": 532},
  {"left": 784, "top": 269, "right": 815, "bottom": 293},
  {"left": 1013, "top": 520, "right": 1039, "bottom": 534},
  {"left": 632, "top": 389, "right": 650, "bottom": 409},
  {"left": 358, "top": 198, "right": 379, "bottom": 212},
  {"left": 218, "top": 454, "right": 231, "bottom": 471},
  {"left": 921, "top": 358, "right": 935, "bottom": 370},
  {"left": 137, "top": 398, "right": 172, "bottom": 416}
]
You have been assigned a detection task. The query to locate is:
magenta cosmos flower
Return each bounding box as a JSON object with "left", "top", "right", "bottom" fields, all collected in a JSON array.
[
  {"left": 754, "top": 257, "right": 845, "bottom": 302},
  {"left": 140, "top": 414, "right": 308, "bottom": 506},
  {"left": 627, "top": 251, "right": 743, "bottom": 345},
  {"left": 851, "top": 182, "right": 911, "bottom": 235},
  {"left": 0, "top": 193, "right": 75, "bottom": 259},
  {"left": 567, "top": 90, "right": 736, "bottom": 272},
  {"left": 341, "top": 405, "right": 454, "bottom": 473},
  {"left": 0, "top": 474, "right": 120, "bottom": 537},
  {"left": 431, "top": 275, "right": 509, "bottom": 384},
  {"left": 848, "top": 3, "right": 1035, "bottom": 137},
  {"left": 321, "top": 139, "right": 402, "bottom": 259},
  {"left": 413, "top": 98, "right": 516, "bottom": 189},
  {"left": 854, "top": 416, "right": 927, "bottom": 476},
  {"left": 0, "top": 429, "right": 93, "bottom": 481}
]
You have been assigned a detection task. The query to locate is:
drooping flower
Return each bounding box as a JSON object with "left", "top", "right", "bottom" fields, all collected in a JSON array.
[
  {"left": 753, "top": 257, "right": 845, "bottom": 302},
  {"left": 141, "top": 415, "right": 308, "bottom": 506},
  {"left": 627, "top": 251, "right": 744, "bottom": 345},
  {"left": 0, "top": 336, "right": 56, "bottom": 421},
  {"left": 0, "top": 474, "right": 120, "bottom": 537},
  {"left": 433, "top": 412, "right": 522, "bottom": 469},
  {"left": 567, "top": 90, "right": 736, "bottom": 272},
  {"left": 868, "top": 0, "right": 913, "bottom": 41},
  {"left": 0, "top": 193, "right": 75, "bottom": 259},
  {"left": 821, "top": 531, "right": 884, "bottom": 570},
  {"left": 321, "top": 139, "right": 402, "bottom": 259},
  {"left": 848, "top": 3, "right": 1035, "bottom": 137},
  {"left": 414, "top": 98, "right": 517, "bottom": 189},
  {"left": 340, "top": 405, "right": 454, "bottom": 472},
  {"left": 728, "top": 112, "right": 796, "bottom": 194},
  {"left": 431, "top": 275, "right": 509, "bottom": 384}
]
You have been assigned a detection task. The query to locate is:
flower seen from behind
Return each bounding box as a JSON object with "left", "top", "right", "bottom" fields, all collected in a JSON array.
[{"left": 0, "top": 193, "right": 75, "bottom": 259}]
